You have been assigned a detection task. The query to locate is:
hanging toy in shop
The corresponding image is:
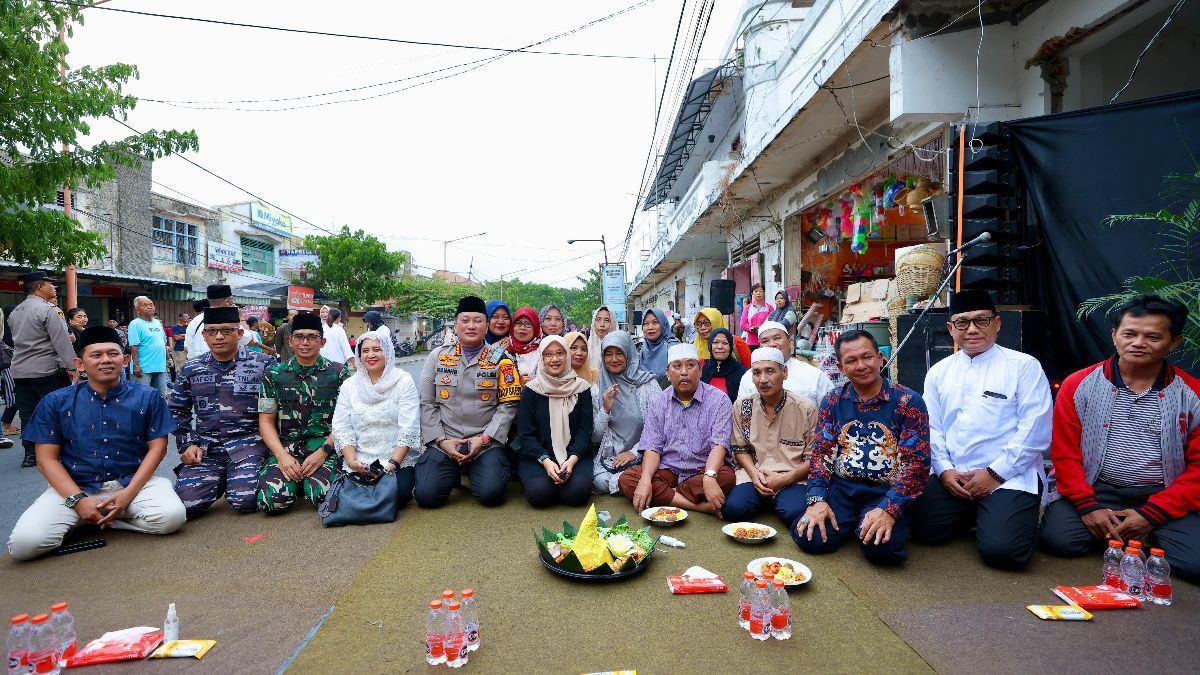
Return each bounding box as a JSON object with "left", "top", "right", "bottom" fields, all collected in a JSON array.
[
  {"left": 839, "top": 198, "right": 854, "bottom": 240},
  {"left": 850, "top": 192, "right": 870, "bottom": 253},
  {"left": 894, "top": 176, "right": 919, "bottom": 214},
  {"left": 870, "top": 185, "right": 886, "bottom": 238},
  {"left": 818, "top": 204, "right": 836, "bottom": 241},
  {"left": 882, "top": 175, "right": 904, "bottom": 208}
]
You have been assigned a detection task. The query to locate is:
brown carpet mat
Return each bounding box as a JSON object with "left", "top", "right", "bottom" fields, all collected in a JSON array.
[
  {"left": 0, "top": 503, "right": 397, "bottom": 673},
  {"left": 287, "top": 489, "right": 930, "bottom": 674}
]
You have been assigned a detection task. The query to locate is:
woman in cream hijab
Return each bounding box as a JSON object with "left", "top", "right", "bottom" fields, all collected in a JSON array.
[
  {"left": 565, "top": 330, "right": 599, "bottom": 385},
  {"left": 515, "top": 335, "right": 595, "bottom": 507},
  {"left": 586, "top": 305, "right": 615, "bottom": 371}
]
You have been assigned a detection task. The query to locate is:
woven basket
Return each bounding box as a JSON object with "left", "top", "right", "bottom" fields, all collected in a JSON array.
[
  {"left": 896, "top": 245, "right": 944, "bottom": 298},
  {"left": 887, "top": 296, "right": 907, "bottom": 381}
]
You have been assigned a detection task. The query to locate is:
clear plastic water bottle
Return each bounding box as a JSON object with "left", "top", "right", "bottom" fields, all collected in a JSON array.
[
  {"left": 162, "top": 603, "right": 178, "bottom": 644},
  {"left": 47, "top": 604, "right": 74, "bottom": 667},
  {"left": 769, "top": 579, "right": 791, "bottom": 640},
  {"left": 1102, "top": 540, "right": 1124, "bottom": 588},
  {"left": 424, "top": 600, "right": 446, "bottom": 666},
  {"left": 1145, "top": 548, "right": 1173, "bottom": 606},
  {"left": 1129, "top": 539, "right": 1147, "bottom": 564},
  {"left": 460, "top": 589, "right": 480, "bottom": 653},
  {"left": 738, "top": 571, "right": 755, "bottom": 630},
  {"left": 25, "top": 616, "right": 57, "bottom": 675},
  {"left": 1119, "top": 547, "right": 1146, "bottom": 601},
  {"left": 7, "top": 615, "right": 31, "bottom": 675},
  {"left": 749, "top": 579, "right": 770, "bottom": 641},
  {"left": 442, "top": 601, "right": 467, "bottom": 668}
]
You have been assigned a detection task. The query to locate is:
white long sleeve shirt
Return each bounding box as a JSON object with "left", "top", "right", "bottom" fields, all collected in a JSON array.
[
  {"left": 319, "top": 322, "right": 355, "bottom": 365},
  {"left": 923, "top": 344, "right": 1053, "bottom": 495},
  {"left": 737, "top": 357, "right": 835, "bottom": 407},
  {"left": 331, "top": 371, "right": 422, "bottom": 472}
]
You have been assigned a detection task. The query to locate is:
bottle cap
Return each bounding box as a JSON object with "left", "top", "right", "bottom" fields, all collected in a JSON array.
[
  {"left": 430, "top": 600, "right": 443, "bottom": 610},
  {"left": 754, "top": 579, "right": 767, "bottom": 588},
  {"left": 448, "top": 600, "right": 461, "bottom": 611},
  {"left": 11, "top": 615, "right": 29, "bottom": 625},
  {"left": 461, "top": 589, "right": 474, "bottom": 598},
  {"left": 764, "top": 572, "right": 775, "bottom": 580},
  {"left": 1130, "top": 540, "right": 1143, "bottom": 548},
  {"left": 442, "top": 589, "right": 455, "bottom": 600},
  {"left": 1108, "top": 539, "right": 1122, "bottom": 547},
  {"left": 1150, "top": 548, "right": 1165, "bottom": 557},
  {"left": 1125, "top": 547, "right": 1138, "bottom": 555},
  {"left": 743, "top": 571, "right": 756, "bottom": 579},
  {"left": 50, "top": 603, "right": 68, "bottom": 613},
  {"left": 31, "top": 614, "right": 49, "bottom": 624},
  {"left": 772, "top": 579, "right": 786, "bottom": 587}
]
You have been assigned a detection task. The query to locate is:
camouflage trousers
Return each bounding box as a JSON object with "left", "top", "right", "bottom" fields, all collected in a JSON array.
[
  {"left": 174, "top": 442, "right": 267, "bottom": 517},
  {"left": 256, "top": 454, "right": 339, "bottom": 513}
]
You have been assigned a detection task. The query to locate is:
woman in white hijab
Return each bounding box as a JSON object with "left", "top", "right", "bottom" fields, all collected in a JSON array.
[
  {"left": 591, "top": 330, "right": 660, "bottom": 494},
  {"left": 516, "top": 335, "right": 595, "bottom": 507},
  {"left": 331, "top": 330, "right": 422, "bottom": 509},
  {"left": 586, "top": 305, "right": 615, "bottom": 371}
]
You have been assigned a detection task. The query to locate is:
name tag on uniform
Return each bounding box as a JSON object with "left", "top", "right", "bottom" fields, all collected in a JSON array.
[{"left": 193, "top": 375, "right": 217, "bottom": 385}]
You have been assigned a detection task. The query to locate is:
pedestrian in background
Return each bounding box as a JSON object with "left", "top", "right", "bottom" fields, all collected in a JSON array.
[
  {"left": 65, "top": 308, "right": 88, "bottom": 355},
  {"left": 275, "top": 309, "right": 297, "bottom": 362},
  {"left": 319, "top": 307, "right": 356, "bottom": 370},
  {"left": 7, "top": 271, "right": 78, "bottom": 467},
  {"left": 127, "top": 296, "right": 169, "bottom": 398}
]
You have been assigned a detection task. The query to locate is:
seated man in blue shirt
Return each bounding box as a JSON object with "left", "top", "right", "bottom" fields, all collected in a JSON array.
[{"left": 7, "top": 326, "right": 185, "bottom": 561}]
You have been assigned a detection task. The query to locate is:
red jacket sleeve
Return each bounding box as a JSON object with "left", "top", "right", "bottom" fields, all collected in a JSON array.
[
  {"left": 1140, "top": 373, "right": 1200, "bottom": 525},
  {"left": 1051, "top": 366, "right": 1102, "bottom": 514},
  {"left": 734, "top": 337, "right": 752, "bottom": 367}
]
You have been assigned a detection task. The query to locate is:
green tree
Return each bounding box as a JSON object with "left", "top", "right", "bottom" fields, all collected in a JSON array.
[
  {"left": 391, "top": 276, "right": 475, "bottom": 318},
  {"left": 564, "top": 268, "right": 603, "bottom": 329},
  {"left": 476, "top": 278, "right": 567, "bottom": 318},
  {"left": 1078, "top": 168, "right": 1200, "bottom": 363},
  {"left": 1, "top": 0, "right": 198, "bottom": 269},
  {"left": 303, "top": 226, "right": 407, "bottom": 312}
]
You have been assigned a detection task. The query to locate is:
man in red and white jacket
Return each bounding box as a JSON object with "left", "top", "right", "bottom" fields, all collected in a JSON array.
[{"left": 1041, "top": 295, "right": 1200, "bottom": 582}]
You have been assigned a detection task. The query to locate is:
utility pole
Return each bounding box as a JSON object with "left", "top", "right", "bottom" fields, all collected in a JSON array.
[{"left": 442, "top": 232, "right": 485, "bottom": 276}]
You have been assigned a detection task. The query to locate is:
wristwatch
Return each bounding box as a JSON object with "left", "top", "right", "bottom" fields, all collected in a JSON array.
[
  {"left": 703, "top": 468, "right": 718, "bottom": 478},
  {"left": 320, "top": 443, "right": 335, "bottom": 455},
  {"left": 806, "top": 494, "right": 826, "bottom": 506},
  {"left": 479, "top": 434, "right": 492, "bottom": 445},
  {"left": 64, "top": 492, "right": 87, "bottom": 508}
]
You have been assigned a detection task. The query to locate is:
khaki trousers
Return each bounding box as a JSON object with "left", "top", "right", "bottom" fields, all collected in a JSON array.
[{"left": 7, "top": 476, "right": 186, "bottom": 561}]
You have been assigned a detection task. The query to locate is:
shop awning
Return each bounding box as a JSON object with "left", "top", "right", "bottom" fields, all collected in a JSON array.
[
  {"left": 642, "top": 63, "right": 740, "bottom": 211},
  {"left": 0, "top": 262, "right": 187, "bottom": 288},
  {"left": 152, "top": 285, "right": 276, "bottom": 307}
]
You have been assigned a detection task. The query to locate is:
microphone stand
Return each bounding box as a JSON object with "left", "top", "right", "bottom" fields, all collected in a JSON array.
[{"left": 883, "top": 250, "right": 970, "bottom": 373}]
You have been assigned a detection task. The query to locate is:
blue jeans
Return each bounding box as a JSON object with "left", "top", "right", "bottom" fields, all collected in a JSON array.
[
  {"left": 723, "top": 481, "right": 808, "bottom": 527},
  {"left": 134, "top": 370, "right": 169, "bottom": 398},
  {"left": 791, "top": 479, "right": 913, "bottom": 564}
]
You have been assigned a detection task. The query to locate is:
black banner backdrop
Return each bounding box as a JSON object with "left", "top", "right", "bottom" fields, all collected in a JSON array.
[{"left": 1006, "top": 90, "right": 1200, "bottom": 376}]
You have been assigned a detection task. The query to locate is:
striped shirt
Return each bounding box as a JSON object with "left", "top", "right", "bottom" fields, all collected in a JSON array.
[{"left": 1100, "top": 378, "right": 1165, "bottom": 487}]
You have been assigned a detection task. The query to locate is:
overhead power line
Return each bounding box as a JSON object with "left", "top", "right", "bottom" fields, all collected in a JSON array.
[
  {"left": 48, "top": 0, "right": 659, "bottom": 60},
  {"left": 136, "top": 0, "right": 661, "bottom": 112}
]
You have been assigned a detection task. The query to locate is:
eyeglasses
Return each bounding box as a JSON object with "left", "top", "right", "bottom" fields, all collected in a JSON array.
[
  {"left": 514, "top": 319, "right": 534, "bottom": 328},
  {"left": 202, "top": 327, "right": 239, "bottom": 337},
  {"left": 949, "top": 315, "right": 998, "bottom": 331},
  {"left": 291, "top": 333, "right": 323, "bottom": 343}
]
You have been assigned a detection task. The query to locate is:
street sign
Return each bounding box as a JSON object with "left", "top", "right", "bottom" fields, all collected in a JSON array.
[
  {"left": 287, "top": 285, "right": 315, "bottom": 311},
  {"left": 600, "top": 263, "right": 627, "bottom": 323}
]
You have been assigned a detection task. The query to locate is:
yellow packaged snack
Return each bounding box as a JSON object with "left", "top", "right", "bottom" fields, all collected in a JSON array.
[
  {"left": 572, "top": 504, "right": 614, "bottom": 572},
  {"left": 149, "top": 639, "right": 217, "bottom": 659},
  {"left": 1026, "top": 605, "right": 1093, "bottom": 621}
]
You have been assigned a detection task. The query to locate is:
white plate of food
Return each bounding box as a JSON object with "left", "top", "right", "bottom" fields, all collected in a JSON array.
[
  {"left": 721, "top": 522, "right": 777, "bottom": 543},
  {"left": 641, "top": 506, "right": 688, "bottom": 525},
  {"left": 746, "top": 557, "right": 812, "bottom": 586}
]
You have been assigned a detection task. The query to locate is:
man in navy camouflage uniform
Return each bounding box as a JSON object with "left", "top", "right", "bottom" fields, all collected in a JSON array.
[
  {"left": 170, "top": 306, "right": 277, "bottom": 517},
  {"left": 257, "top": 312, "right": 349, "bottom": 512}
]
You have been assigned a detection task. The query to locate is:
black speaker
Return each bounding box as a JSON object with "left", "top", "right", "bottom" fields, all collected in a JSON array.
[
  {"left": 710, "top": 279, "right": 736, "bottom": 316},
  {"left": 894, "top": 310, "right": 1048, "bottom": 394},
  {"left": 631, "top": 310, "right": 644, "bottom": 327}
]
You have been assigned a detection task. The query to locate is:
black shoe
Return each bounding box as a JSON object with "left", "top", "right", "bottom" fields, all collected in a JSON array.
[
  {"left": 21, "top": 451, "right": 36, "bottom": 468},
  {"left": 0, "top": 437, "right": 12, "bottom": 449}
]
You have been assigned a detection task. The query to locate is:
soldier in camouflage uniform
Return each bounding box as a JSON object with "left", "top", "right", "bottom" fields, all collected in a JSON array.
[
  {"left": 170, "top": 306, "right": 277, "bottom": 517},
  {"left": 257, "top": 312, "right": 349, "bottom": 513}
]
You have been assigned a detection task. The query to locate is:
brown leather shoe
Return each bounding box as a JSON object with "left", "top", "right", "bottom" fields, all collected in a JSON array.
[{"left": 2, "top": 423, "right": 18, "bottom": 436}]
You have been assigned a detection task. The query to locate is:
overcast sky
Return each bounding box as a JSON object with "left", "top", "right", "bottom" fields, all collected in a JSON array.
[{"left": 69, "top": 0, "right": 742, "bottom": 287}]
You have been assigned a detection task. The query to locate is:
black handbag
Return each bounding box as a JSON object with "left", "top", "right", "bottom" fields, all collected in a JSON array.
[{"left": 318, "top": 470, "right": 401, "bottom": 527}]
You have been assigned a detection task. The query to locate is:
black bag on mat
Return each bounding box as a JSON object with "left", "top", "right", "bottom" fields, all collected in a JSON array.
[{"left": 318, "top": 470, "right": 400, "bottom": 527}]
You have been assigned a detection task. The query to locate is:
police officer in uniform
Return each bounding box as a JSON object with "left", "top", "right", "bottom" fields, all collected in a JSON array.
[
  {"left": 416, "top": 295, "right": 522, "bottom": 508},
  {"left": 7, "top": 271, "right": 77, "bottom": 467},
  {"left": 169, "top": 306, "right": 277, "bottom": 517}
]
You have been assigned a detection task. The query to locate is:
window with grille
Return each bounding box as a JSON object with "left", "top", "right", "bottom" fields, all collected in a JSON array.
[
  {"left": 240, "top": 237, "right": 275, "bottom": 275},
  {"left": 152, "top": 216, "right": 199, "bottom": 265}
]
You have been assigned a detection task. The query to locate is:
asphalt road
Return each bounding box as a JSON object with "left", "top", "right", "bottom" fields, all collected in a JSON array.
[{"left": 0, "top": 358, "right": 427, "bottom": 543}]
